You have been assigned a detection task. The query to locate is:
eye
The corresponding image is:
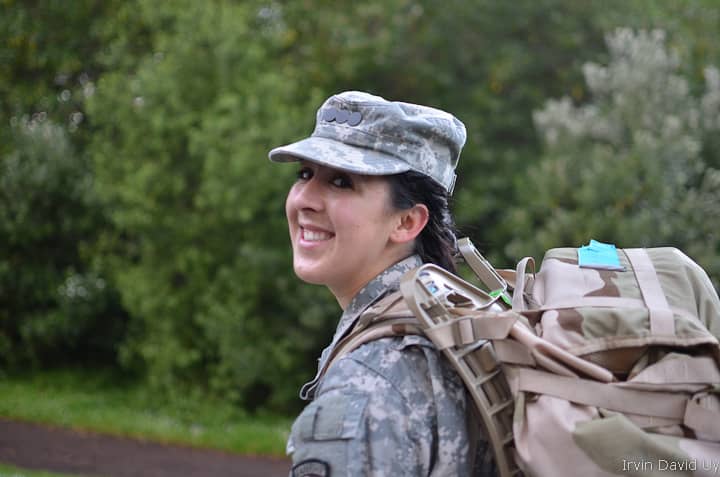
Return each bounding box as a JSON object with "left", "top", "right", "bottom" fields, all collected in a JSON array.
[
  {"left": 296, "top": 166, "right": 313, "bottom": 181},
  {"left": 331, "top": 173, "right": 353, "bottom": 189}
]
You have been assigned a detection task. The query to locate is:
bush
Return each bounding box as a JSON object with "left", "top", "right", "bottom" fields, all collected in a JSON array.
[
  {"left": 504, "top": 29, "right": 720, "bottom": 284},
  {"left": 87, "top": 0, "right": 336, "bottom": 411},
  {"left": 0, "top": 117, "right": 126, "bottom": 367}
]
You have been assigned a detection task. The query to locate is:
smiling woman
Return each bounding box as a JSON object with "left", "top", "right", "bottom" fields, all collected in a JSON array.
[
  {"left": 268, "top": 91, "right": 496, "bottom": 476},
  {"left": 286, "top": 162, "right": 422, "bottom": 308}
]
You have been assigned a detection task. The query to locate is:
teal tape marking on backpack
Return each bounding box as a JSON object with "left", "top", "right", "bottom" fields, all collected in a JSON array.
[{"left": 577, "top": 240, "right": 625, "bottom": 271}]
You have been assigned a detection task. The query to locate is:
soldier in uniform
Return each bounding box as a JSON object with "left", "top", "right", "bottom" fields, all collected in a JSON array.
[{"left": 269, "top": 91, "right": 496, "bottom": 476}]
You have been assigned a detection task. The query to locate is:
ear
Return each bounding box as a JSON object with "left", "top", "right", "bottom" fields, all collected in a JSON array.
[{"left": 389, "top": 204, "right": 429, "bottom": 244}]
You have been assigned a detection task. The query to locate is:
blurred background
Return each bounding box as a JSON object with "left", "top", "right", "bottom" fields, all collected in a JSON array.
[{"left": 1, "top": 0, "right": 720, "bottom": 458}]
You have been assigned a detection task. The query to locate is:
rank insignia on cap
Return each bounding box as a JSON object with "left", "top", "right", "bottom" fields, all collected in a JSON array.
[
  {"left": 321, "top": 107, "right": 362, "bottom": 126},
  {"left": 347, "top": 111, "right": 362, "bottom": 126},
  {"left": 291, "top": 459, "right": 330, "bottom": 477},
  {"left": 321, "top": 107, "right": 337, "bottom": 122}
]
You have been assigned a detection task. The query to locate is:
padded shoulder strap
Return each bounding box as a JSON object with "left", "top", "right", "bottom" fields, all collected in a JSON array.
[{"left": 317, "top": 291, "right": 421, "bottom": 382}]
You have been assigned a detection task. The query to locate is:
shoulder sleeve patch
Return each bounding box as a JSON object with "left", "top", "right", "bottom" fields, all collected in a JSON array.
[{"left": 291, "top": 458, "right": 330, "bottom": 477}]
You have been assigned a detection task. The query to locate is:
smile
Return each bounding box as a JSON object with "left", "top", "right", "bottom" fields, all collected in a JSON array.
[{"left": 301, "top": 227, "right": 334, "bottom": 242}]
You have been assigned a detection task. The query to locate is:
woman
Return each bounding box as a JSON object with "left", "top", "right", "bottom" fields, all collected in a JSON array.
[{"left": 269, "top": 91, "right": 496, "bottom": 476}]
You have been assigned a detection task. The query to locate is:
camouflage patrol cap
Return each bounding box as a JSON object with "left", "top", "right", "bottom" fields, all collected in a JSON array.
[{"left": 268, "top": 91, "right": 467, "bottom": 194}]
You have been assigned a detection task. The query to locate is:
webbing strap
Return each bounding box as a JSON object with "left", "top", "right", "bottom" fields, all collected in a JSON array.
[
  {"left": 424, "top": 313, "right": 517, "bottom": 349},
  {"left": 624, "top": 248, "right": 675, "bottom": 336},
  {"left": 541, "top": 296, "right": 646, "bottom": 310},
  {"left": 514, "top": 368, "right": 687, "bottom": 419},
  {"left": 684, "top": 397, "right": 720, "bottom": 441},
  {"left": 515, "top": 365, "right": 720, "bottom": 441},
  {"left": 512, "top": 257, "right": 535, "bottom": 312}
]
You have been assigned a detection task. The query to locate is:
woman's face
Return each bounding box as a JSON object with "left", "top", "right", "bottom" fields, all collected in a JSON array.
[{"left": 285, "top": 161, "right": 408, "bottom": 307}]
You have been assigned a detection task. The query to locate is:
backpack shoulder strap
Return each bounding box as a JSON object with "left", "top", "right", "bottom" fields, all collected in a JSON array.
[{"left": 317, "top": 291, "right": 422, "bottom": 382}]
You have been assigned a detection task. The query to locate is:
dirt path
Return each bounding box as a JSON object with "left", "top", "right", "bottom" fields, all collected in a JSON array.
[{"left": 0, "top": 418, "right": 290, "bottom": 477}]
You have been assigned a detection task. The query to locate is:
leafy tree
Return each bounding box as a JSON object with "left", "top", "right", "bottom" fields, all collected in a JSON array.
[
  {"left": 0, "top": 117, "right": 125, "bottom": 366},
  {"left": 0, "top": 0, "right": 146, "bottom": 151},
  {"left": 86, "top": 0, "right": 338, "bottom": 410},
  {"left": 504, "top": 29, "right": 720, "bottom": 284},
  {"left": 0, "top": 0, "right": 148, "bottom": 371},
  {"left": 271, "top": 0, "right": 647, "bottom": 245},
  {"left": 6, "top": 0, "right": 720, "bottom": 413},
  {"left": 84, "top": 1, "right": 720, "bottom": 410},
  {"left": 83, "top": 0, "right": 635, "bottom": 410}
]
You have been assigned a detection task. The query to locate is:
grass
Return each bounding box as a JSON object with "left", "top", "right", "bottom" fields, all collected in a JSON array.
[
  {"left": 0, "top": 369, "right": 291, "bottom": 458},
  {"left": 0, "top": 464, "right": 80, "bottom": 477}
]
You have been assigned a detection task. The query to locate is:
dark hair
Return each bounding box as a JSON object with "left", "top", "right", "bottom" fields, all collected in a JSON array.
[{"left": 387, "top": 170, "right": 458, "bottom": 273}]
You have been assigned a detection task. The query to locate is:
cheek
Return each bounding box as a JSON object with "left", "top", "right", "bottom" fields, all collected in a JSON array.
[
  {"left": 332, "top": 202, "right": 365, "bottom": 232},
  {"left": 341, "top": 204, "right": 394, "bottom": 240},
  {"left": 285, "top": 187, "right": 297, "bottom": 222}
]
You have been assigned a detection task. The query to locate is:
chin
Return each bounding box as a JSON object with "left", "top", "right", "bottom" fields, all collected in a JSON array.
[{"left": 293, "top": 263, "right": 329, "bottom": 286}]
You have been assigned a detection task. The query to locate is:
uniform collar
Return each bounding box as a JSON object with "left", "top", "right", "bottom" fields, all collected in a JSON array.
[
  {"left": 299, "top": 254, "right": 422, "bottom": 400},
  {"left": 333, "top": 254, "right": 423, "bottom": 344}
]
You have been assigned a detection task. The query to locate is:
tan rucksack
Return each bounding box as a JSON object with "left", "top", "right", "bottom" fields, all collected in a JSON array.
[{"left": 325, "top": 238, "right": 720, "bottom": 476}]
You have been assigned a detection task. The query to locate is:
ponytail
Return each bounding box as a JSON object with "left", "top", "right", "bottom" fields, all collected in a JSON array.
[{"left": 387, "top": 171, "right": 458, "bottom": 273}]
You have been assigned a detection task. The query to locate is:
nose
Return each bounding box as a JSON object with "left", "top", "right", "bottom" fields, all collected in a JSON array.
[{"left": 287, "top": 174, "right": 324, "bottom": 214}]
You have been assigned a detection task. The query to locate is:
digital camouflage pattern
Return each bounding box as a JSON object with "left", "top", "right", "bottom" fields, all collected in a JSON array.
[
  {"left": 508, "top": 246, "right": 720, "bottom": 477},
  {"left": 287, "top": 255, "right": 497, "bottom": 476},
  {"left": 268, "top": 91, "right": 466, "bottom": 194},
  {"left": 297, "top": 255, "right": 423, "bottom": 401}
]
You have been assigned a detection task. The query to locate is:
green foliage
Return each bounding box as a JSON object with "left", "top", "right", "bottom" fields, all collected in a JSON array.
[
  {"left": 4, "top": 0, "right": 720, "bottom": 414},
  {"left": 0, "top": 0, "right": 134, "bottom": 153},
  {"left": 504, "top": 29, "right": 720, "bottom": 284},
  {"left": 84, "top": 0, "right": 634, "bottom": 411},
  {"left": 271, "top": 0, "right": 642, "bottom": 237},
  {"left": 0, "top": 0, "right": 136, "bottom": 368},
  {"left": 0, "top": 117, "right": 125, "bottom": 366},
  {"left": 87, "top": 0, "right": 336, "bottom": 411}
]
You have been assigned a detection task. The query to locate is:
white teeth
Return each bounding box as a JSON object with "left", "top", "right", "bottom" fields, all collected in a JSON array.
[{"left": 303, "top": 229, "right": 332, "bottom": 242}]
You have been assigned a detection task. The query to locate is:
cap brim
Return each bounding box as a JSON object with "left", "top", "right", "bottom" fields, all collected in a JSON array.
[{"left": 268, "top": 136, "right": 412, "bottom": 176}]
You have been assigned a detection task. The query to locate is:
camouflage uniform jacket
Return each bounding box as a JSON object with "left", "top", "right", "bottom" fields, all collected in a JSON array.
[{"left": 287, "top": 255, "right": 496, "bottom": 476}]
